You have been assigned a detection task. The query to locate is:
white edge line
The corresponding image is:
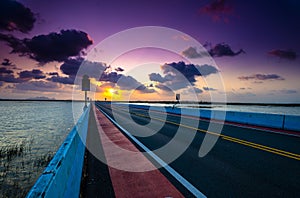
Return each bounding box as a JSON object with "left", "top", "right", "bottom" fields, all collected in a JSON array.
[{"left": 98, "top": 106, "right": 206, "bottom": 198}]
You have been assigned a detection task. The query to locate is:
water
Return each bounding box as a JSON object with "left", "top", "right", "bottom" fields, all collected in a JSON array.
[
  {"left": 0, "top": 101, "right": 84, "bottom": 197},
  {"left": 124, "top": 103, "right": 300, "bottom": 116}
]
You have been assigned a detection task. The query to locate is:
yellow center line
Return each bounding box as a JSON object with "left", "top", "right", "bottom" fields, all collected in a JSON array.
[
  {"left": 221, "top": 136, "right": 300, "bottom": 161},
  {"left": 220, "top": 135, "right": 300, "bottom": 158},
  {"left": 104, "top": 105, "right": 300, "bottom": 161}
]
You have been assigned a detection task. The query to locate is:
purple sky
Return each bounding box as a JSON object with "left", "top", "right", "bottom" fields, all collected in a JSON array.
[{"left": 0, "top": 0, "right": 299, "bottom": 102}]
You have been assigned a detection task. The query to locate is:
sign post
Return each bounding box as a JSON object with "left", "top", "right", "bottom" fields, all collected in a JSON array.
[
  {"left": 82, "top": 75, "right": 90, "bottom": 110},
  {"left": 173, "top": 93, "right": 180, "bottom": 109}
]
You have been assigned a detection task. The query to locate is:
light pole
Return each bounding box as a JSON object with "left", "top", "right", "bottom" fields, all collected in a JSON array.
[{"left": 82, "top": 75, "right": 90, "bottom": 111}]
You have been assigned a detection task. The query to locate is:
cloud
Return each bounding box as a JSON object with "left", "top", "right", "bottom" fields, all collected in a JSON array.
[
  {"left": 205, "top": 42, "right": 245, "bottom": 57},
  {"left": 280, "top": 89, "right": 297, "bottom": 94},
  {"left": 51, "top": 58, "right": 155, "bottom": 94},
  {"left": 48, "top": 72, "right": 59, "bottom": 76},
  {"left": 115, "top": 67, "right": 124, "bottom": 72},
  {"left": 0, "top": 67, "right": 22, "bottom": 83},
  {"left": 0, "top": 29, "right": 93, "bottom": 63},
  {"left": 0, "top": 67, "right": 13, "bottom": 74},
  {"left": 182, "top": 87, "right": 203, "bottom": 95},
  {"left": 199, "top": 0, "right": 234, "bottom": 23},
  {"left": 149, "top": 73, "right": 169, "bottom": 83},
  {"left": 238, "top": 74, "right": 285, "bottom": 81},
  {"left": 0, "top": 0, "right": 36, "bottom": 33},
  {"left": 1, "top": 58, "right": 13, "bottom": 66},
  {"left": 15, "top": 81, "right": 61, "bottom": 92},
  {"left": 149, "top": 62, "right": 218, "bottom": 90},
  {"left": 60, "top": 57, "right": 83, "bottom": 76},
  {"left": 181, "top": 47, "right": 208, "bottom": 58},
  {"left": 1, "top": 58, "right": 19, "bottom": 70},
  {"left": 1, "top": 68, "right": 47, "bottom": 83},
  {"left": 155, "top": 84, "right": 173, "bottom": 92},
  {"left": 0, "top": 73, "right": 24, "bottom": 83},
  {"left": 117, "top": 75, "right": 155, "bottom": 93},
  {"left": 0, "top": 81, "right": 3, "bottom": 87},
  {"left": 197, "top": 64, "right": 219, "bottom": 76},
  {"left": 268, "top": 49, "right": 297, "bottom": 60},
  {"left": 100, "top": 72, "right": 122, "bottom": 83},
  {"left": 60, "top": 57, "right": 107, "bottom": 78},
  {"left": 203, "top": 86, "right": 217, "bottom": 91},
  {"left": 19, "top": 69, "right": 46, "bottom": 80},
  {"left": 47, "top": 76, "right": 75, "bottom": 85}
]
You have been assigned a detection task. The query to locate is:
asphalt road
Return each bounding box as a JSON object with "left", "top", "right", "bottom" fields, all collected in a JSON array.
[{"left": 95, "top": 102, "right": 300, "bottom": 197}]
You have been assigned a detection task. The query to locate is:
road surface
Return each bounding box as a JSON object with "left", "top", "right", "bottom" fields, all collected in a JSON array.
[{"left": 95, "top": 102, "right": 300, "bottom": 197}]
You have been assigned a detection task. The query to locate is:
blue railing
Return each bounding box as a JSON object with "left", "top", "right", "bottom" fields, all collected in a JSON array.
[{"left": 27, "top": 105, "right": 90, "bottom": 198}]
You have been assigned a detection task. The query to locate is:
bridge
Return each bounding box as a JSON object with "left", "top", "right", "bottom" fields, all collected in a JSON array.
[{"left": 27, "top": 102, "right": 300, "bottom": 197}]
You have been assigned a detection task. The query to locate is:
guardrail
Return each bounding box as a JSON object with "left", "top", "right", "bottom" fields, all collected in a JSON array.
[
  {"left": 27, "top": 105, "right": 90, "bottom": 198},
  {"left": 117, "top": 103, "right": 300, "bottom": 132}
]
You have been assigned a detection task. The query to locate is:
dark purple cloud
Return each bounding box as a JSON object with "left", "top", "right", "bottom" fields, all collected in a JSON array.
[
  {"left": 149, "top": 73, "right": 169, "bottom": 83},
  {"left": 181, "top": 47, "right": 208, "bottom": 59},
  {"left": 205, "top": 42, "right": 245, "bottom": 57},
  {"left": 48, "top": 72, "right": 59, "bottom": 76},
  {"left": 197, "top": 64, "right": 219, "bottom": 76},
  {"left": 60, "top": 57, "right": 107, "bottom": 79},
  {"left": 19, "top": 69, "right": 46, "bottom": 79},
  {"left": 0, "top": 0, "right": 36, "bottom": 33},
  {"left": 203, "top": 87, "right": 217, "bottom": 91},
  {"left": 0, "top": 29, "right": 93, "bottom": 63},
  {"left": 115, "top": 67, "right": 124, "bottom": 72},
  {"left": 238, "top": 74, "right": 285, "bottom": 81},
  {"left": 199, "top": 0, "right": 234, "bottom": 23},
  {"left": 0, "top": 74, "right": 23, "bottom": 83},
  {"left": 100, "top": 72, "right": 122, "bottom": 83},
  {"left": 60, "top": 57, "right": 83, "bottom": 76},
  {"left": 149, "top": 62, "right": 218, "bottom": 90},
  {"left": 268, "top": 49, "right": 297, "bottom": 60},
  {"left": 0, "top": 67, "right": 13, "bottom": 74},
  {"left": 47, "top": 75, "right": 75, "bottom": 85},
  {"left": 1, "top": 58, "right": 13, "bottom": 66}
]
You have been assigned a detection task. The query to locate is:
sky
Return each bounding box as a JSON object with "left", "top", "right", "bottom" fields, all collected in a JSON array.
[{"left": 0, "top": 0, "right": 299, "bottom": 103}]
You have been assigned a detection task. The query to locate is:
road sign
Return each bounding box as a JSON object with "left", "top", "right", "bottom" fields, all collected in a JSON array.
[
  {"left": 176, "top": 94, "right": 180, "bottom": 101},
  {"left": 82, "top": 75, "right": 90, "bottom": 91}
]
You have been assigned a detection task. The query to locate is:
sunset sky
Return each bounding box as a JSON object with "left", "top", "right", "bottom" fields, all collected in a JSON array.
[{"left": 0, "top": 0, "right": 299, "bottom": 103}]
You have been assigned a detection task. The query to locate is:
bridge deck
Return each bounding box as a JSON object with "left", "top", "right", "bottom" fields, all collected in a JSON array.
[{"left": 81, "top": 106, "right": 183, "bottom": 197}]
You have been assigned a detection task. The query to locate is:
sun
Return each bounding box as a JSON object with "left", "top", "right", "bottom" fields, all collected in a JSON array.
[{"left": 108, "top": 88, "right": 115, "bottom": 95}]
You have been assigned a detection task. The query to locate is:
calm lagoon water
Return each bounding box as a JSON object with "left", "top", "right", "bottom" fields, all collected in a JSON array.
[{"left": 0, "top": 101, "right": 84, "bottom": 197}]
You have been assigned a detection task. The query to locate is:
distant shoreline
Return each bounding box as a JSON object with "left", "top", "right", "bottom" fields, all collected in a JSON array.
[{"left": 1, "top": 99, "right": 300, "bottom": 106}]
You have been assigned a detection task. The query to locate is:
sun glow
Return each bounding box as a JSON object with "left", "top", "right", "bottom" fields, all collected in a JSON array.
[{"left": 109, "top": 88, "right": 115, "bottom": 94}]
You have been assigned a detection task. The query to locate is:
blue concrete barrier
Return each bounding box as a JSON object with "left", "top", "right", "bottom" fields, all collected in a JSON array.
[
  {"left": 283, "top": 115, "right": 300, "bottom": 131},
  {"left": 117, "top": 103, "right": 300, "bottom": 132},
  {"left": 27, "top": 105, "right": 90, "bottom": 198}
]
